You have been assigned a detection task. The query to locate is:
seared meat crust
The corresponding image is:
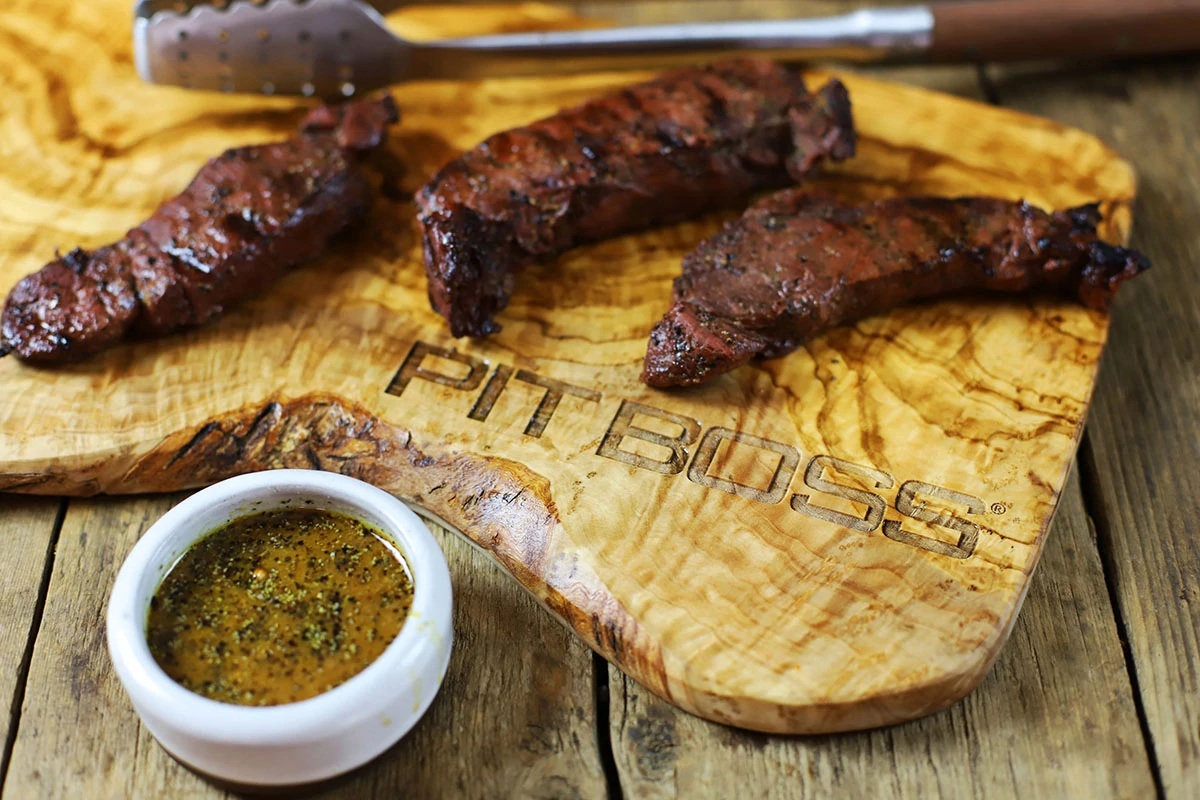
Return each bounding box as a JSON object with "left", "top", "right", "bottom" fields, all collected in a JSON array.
[
  {"left": 417, "top": 59, "right": 856, "bottom": 337},
  {"left": 642, "top": 192, "right": 1150, "bottom": 387},
  {"left": 1, "top": 95, "right": 399, "bottom": 364}
]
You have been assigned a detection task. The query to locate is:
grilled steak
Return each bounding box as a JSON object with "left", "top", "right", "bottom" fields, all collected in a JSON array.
[
  {"left": 417, "top": 59, "right": 856, "bottom": 337},
  {"left": 642, "top": 192, "right": 1150, "bottom": 388},
  {"left": 1, "top": 95, "right": 399, "bottom": 364}
]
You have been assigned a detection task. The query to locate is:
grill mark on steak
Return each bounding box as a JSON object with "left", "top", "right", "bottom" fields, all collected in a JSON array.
[
  {"left": 416, "top": 59, "right": 856, "bottom": 338},
  {"left": 0, "top": 94, "right": 399, "bottom": 365},
  {"left": 641, "top": 191, "right": 1151, "bottom": 388}
]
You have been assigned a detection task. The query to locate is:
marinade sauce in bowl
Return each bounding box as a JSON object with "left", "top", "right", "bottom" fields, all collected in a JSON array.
[
  {"left": 107, "top": 470, "right": 453, "bottom": 789},
  {"left": 147, "top": 508, "right": 414, "bottom": 707}
]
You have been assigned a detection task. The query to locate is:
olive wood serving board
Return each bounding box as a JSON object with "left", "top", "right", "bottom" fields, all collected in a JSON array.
[{"left": 0, "top": 0, "right": 1136, "bottom": 733}]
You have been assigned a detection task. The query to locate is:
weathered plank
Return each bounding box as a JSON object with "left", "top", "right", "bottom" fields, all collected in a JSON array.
[
  {"left": 986, "top": 57, "right": 1200, "bottom": 798},
  {"left": 311, "top": 521, "right": 606, "bottom": 800},
  {"left": 593, "top": 5, "right": 1151, "bottom": 794},
  {"left": 0, "top": 493, "right": 604, "bottom": 799},
  {"left": 608, "top": 467, "right": 1155, "bottom": 798},
  {"left": 0, "top": 496, "right": 61, "bottom": 784},
  {"left": 0, "top": 494, "right": 214, "bottom": 800},
  {"left": 0, "top": 0, "right": 1175, "bottom": 796},
  {"left": 0, "top": 0, "right": 1139, "bottom": 735}
]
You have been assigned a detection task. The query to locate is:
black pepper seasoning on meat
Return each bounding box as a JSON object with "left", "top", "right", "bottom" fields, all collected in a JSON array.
[
  {"left": 642, "top": 192, "right": 1150, "bottom": 387},
  {"left": 416, "top": 59, "right": 855, "bottom": 338},
  {"left": 0, "top": 94, "right": 398, "bottom": 364}
]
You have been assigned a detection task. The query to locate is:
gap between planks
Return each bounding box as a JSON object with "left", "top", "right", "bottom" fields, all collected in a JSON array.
[
  {"left": 983, "top": 54, "right": 1200, "bottom": 798},
  {"left": 0, "top": 495, "right": 610, "bottom": 799},
  {"left": 594, "top": 654, "right": 625, "bottom": 800},
  {"left": 974, "top": 55, "right": 1166, "bottom": 798},
  {"left": 565, "top": 6, "right": 1023, "bottom": 797},
  {"left": 0, "top": 7, "right": 1180, "bottom": 799},
  {"left": 577, "top": 11, "right": 1159, "bottom": 793},
  {"left": 1079, "top": 433, "right": 1167, "bottom": 800},
  {"left": 606, "top": 464, "right": 1156, "bottom": 799},
  {"left": 0, "top": 497, "right": 66, "bottom": 795}
]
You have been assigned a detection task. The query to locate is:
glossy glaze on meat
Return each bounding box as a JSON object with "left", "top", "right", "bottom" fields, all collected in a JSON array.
[
  {"left": 642, "top": 191, "right": 1151, "bottom": 388},
  {"left": 0, "top": 95, "right": 399, "bottom": 364},
  {"left": 417, "top": 59, "right": 856, "bottom": 337}
]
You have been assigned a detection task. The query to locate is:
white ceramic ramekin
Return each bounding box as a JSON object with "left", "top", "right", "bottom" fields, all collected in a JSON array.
[{"left": 107, "top": 469, "right": 453, "bottom": 788}]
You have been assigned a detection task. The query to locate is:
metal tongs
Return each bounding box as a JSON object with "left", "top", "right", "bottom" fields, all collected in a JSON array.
[{"left": 134, "top": 0, "right": 1200, "bottom": 99}]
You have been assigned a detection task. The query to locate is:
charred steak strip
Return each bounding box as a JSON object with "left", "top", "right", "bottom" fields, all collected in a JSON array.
[
  {"left": 1, "top": 95, "right": 399, "bottom": 364},
  {"left": 417, "top": 59, "right": 856, "bottom": 338},
  {"left": 642, "top": 192, "right": 1150, "bottom": 388}
]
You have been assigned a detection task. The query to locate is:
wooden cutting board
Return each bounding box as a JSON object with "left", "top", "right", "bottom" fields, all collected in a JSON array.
[{"left": 0, "top": 0, "right": 1136, "bottom": 733}]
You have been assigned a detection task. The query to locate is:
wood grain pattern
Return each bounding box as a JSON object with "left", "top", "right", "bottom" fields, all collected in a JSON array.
[
  {"left": 609, "top": 467, "right": 1156, "bottom": 798},
  {"left": 1, "top": 495, "right": 188, "bottom": 800},
  {"left": 0, "top": 496, "right": 60, "bottom": 777},
  {"left": 0, "top": 0, "right": 1140, "bottom": 732},
  {"left": 987, "top": 57, "right": 1200, "bottom": 798},
  {"left": 0, "top": 493, "right": 604, "bottom": 800},
  {"left": 311, "top": 524, "right": 607, "bottom": 800}
]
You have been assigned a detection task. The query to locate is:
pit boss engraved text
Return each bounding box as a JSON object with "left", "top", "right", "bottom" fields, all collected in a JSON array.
[{"left": 386, "top": 341, "right": 993, "bottom": 560}]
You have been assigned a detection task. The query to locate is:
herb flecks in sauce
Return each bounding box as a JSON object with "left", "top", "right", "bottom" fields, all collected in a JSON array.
[{"left": 147, "top": 508, "right": 413, "bottom": 706}]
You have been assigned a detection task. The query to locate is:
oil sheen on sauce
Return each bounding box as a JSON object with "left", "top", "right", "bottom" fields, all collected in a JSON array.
[{"left": 147, "top": 507, "right": 414, "bottom": 706}]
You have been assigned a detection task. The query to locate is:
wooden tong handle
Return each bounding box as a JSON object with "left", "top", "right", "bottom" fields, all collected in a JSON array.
[{"left": 931, "top": 0, "right": 1200, "bottom": 62}]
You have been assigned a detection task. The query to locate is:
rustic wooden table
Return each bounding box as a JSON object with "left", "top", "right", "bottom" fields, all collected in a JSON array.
[{"left": 1, "top": 1, "right": 1197, "bottom": 797}]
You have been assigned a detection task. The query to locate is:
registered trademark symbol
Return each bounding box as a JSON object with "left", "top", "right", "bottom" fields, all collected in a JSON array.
[{"left": 990, "top": 502, "right": 1007, "bottom": 514}]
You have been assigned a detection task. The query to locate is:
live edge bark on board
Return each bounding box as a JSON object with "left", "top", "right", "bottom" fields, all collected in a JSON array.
[
  {"left": 1, "top": 0, "right": 1195, "bottom": 796},
  {"left": 0, "top": 0, "right": 1142, "bottom": 734}
]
